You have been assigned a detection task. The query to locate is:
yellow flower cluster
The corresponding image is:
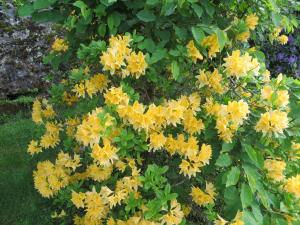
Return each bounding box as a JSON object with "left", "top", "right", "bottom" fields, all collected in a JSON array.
[
  {"left": 105, "top": 87, "right": 201, "bottom": 133},
  {"left": 214, "top": 211, "right": 244, "bottom": 225},
  {"left": 190, "top": 182, "right": 216, "bottom": 206},
  {"left": 75, "top": 108, "right": 115, "bottom": 146},
  {"left": 100, "top": 35, "right": 147, "bottom": 78},
  {"left": 201, "top": 34, "right": 220, "bottom": 58},
  {"left": 32, "top": 99, "right": 56, "bottom": 124},
  {"left": 264, "top": 159, "right": 286, "bottom": 182},
  {"left": 246, "top": 14, "right": 259, "bottom": 30},
  {"left": 270, "top": 27, "right": 289, "bottom": 45},
  {"left": 52, "top": 38, "right": 69, "bottom": 52},
  {"left": 236, "top": 31, "right": 250, "bottom": 42},
  {"left": 197, "top": 69, "right": 225, "bottom": 94},
  {"left": 224, "top": 50, "right": 260, "bottom": 78},
  {"left": 205, "top": 99, "right": 249, "bottom": 142},
  {"left": 40, "top": 121, "right": 61, "bottom": 149},
  {"left": 72, "top": 73, "right": 109, "bottom": 98},
  {"left": 261, "top": 85, "right": 289, "bottom": 108},
  {"left": 186, "top": 40, "right": 203, "bottom": 63},
  {"left": 284, "top": 175, "right": 300, "bottom": 198},
  {"left": 33, "top": 152, "right": 80, "bottom": 198},
  {"left": 255, "top": 110, "right": 288, "bottom": 135},
  {"left": 91, "top": 139, "right": 118, "bottom": 166}
]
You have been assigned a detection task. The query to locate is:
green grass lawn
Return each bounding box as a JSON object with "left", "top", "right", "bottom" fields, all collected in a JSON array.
[{"left": 0, "top": 113, "right": 52, "bottom": 225}]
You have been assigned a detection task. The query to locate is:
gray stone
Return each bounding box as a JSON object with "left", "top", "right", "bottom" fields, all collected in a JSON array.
[{"left": 0, "top": 1, "right": 54, "bottom": 99}]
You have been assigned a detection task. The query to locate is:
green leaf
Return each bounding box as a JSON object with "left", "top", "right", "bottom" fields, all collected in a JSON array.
[
  {"left": 243, "top": 164, "right": 259, "bottom": 193},
  {"left": 146, "top": 0, "right": 159, "bottom": 5},
  {"left": 73, "top": 1, "right": 90, "bottom": 19},
  {"left": 224, "top": 186, "right": 241, "bottom": 218},
  {"left": 171, "top": 61, "right": 180, "bottom": 81},
  {"left": 137, "top": 9, "right": 156, "bottom": 22},
  {"left": 243, "top": 144, "right": 264, "bottom": 169},
  {"left": 201, "top": 0, "right": 215, "bottom": 17},
  {"left": 97, "top": 24, "right": 107, "bottom": 37},
  {"left": 191, "top": 26, "right": 205, "bottom": 44},
  {"left": 149, "top": 49, "right": 167, "bottom": 64},
  {"left": 226, "top": 166, "right": 240, "bottom": 187},
  {"left": 215, "top": 154, "right": 232, "bottom": 167},
  {"left": 221, "top": 142, "right": 235, "bottom": 153},
  {"left": 18, "top": 4, "right": 34, "bottom": 17},
  {"left": 241, "top": 183, "right": 253, "bottom": 208},
  {"left": 215, "top": 28, "right": 227, "bottom": 51},
  {"left": 100, "top": 0, "right": 117, "bottom": 7},
  {"left": 32, "top": 11, "right": 64, "bottom": 22},
  {"left": 33, "top": 0, "right": 57, "bottom": 10},
  {"left": 191, "top": 4, "right": 203, "bottom": 18}
]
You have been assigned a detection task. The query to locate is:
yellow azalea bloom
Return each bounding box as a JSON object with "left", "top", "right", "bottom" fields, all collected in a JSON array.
[
  {"left": 52, "top": 38, "right": 68, "bottom": 52},
  {"left": 278, "top": 35, "right": 288, "bottom": 45},
  {"left": 149, "top": 132, "right": 167, "bottom": 151},
  {"left": 72, "top": 83, "right": 86, "bottom": 98},
  {"left": 214, "top": 215, "right": 228, "bottom": 225},
  {"left": 91, "top": 141, "right": 118, "bottom": 166},
  {"left": 125, "top": 51, "right": 148, "bottom": 78},
  {"left": 255, "top": 110, "right": 289, "bottom": 135},
  {"left": 201, "top": 34, "right": 220, "bottom": 58},
  {"left": 284, "top": 175, "right": 300, "bottom": 198},
  {"left": 190, "top": 182, "right": 216, "bottom": 206},
  {"left": 27, "top": 140, "right": 42, "bottom": 155},
  {"left": 236, "top": 31, "right": 250, "bottom": 42},
  {"left": 32, "top": 99, "right": 43, "bottom": 124},
  {"left": 42, "top": 104, "right": 56, "bottom": 118},
  {"left": 223, "top": 50, "right": 259, "bottom": 78},
  {"left": 264, "top": 159, "right": 286, "bottom": 182},
  {"left": 187, "top": 40, "right": 203, "bottom": 63},
  {"left": 246, "top": 14, "right": 258, "bottom": 30},
  {"left": 160, "top": 200, "right": 184, "bottom": 225},
  {"left": 71, "top": 191, "right": 86, "bottom": 208}
]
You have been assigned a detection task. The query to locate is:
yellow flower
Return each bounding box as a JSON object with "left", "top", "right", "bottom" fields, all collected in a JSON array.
[
  {"left": 27, "top": 140, "right": 42, "bottom": 155},
  {"left": 278, "top": 35, "right": 288, "bottom": 45},
  {"left": 104, "top": 87, "right": 130, "bottom": 106},
  {"left": 187, "top": 40, "right": 203, "bottom": 63},
  {"left": 196, "top": 69, "right": 225, "bottom": 94},
  {"left": 160, "top": 200, "right": 184, "bottom": 225},
  {"left": 236, "top": 31, "right": 250, "bottom": 42},
  {"left": 284, "top": 175, "right": 300, "bottom": 198},
  {"left": 223, "top": 50, "right": 259, "bottom": 78},
  {"left": 263, "top": 70, "right": 271, "bottom": 83},
  {"left": 52, "top": 38, "right": 68, "bottom": 52},
  {"left": 261, "top": 85, "right": 273, "bottom": 101},
  {"left": 125, "top": 51, "right": 148, "bottom": 78},
  {"left": 255, "top": 110, "right": 289, "bottom": 135},
  {"left": 276, "top": 90, "right": 289, "bottom": 108},
  {"left": 246, "top": 14, "right": 258, "bottom": 30},
  {"left": 42, "top": 104, "right": 56, "bottom": 118},
  {"left": 100, "top": 35, "right": 131, "bottom": 74},
  {"left": 71, "top": 191, "right": 86, "bottom": 208},
  {"left": 91, "top": 141, "right": 118, "bottom": 166},
  {"left": 190, "top": 182, "right": 216, "bottom": 206},
  {"left": 227, "top": 100, "right": 249, "bottom": 123},
  {"left": 214, "top": 215, "right": 228, "bottom": 225},
  {"left": 72, "top": 83, "right": 86, "bottom": 98},
  {"left": 201, "top": 34, "right": 220, "bottom": 58},
  {"left": 264, "top": 159, "right": 286, "bottom": 182},
  {"left": 32, "top": 99, "right": 43, "bottom": 124},
  {"left": 149, "top": 132, "right": 167, "bottom": 151}
]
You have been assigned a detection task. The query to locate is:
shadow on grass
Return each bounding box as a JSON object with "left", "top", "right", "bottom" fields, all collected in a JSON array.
[{"left": 0, "top": 114, "right": 53, "bottom": 225}]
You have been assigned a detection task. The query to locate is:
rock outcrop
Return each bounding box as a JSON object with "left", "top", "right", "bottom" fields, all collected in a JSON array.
[{"left": 0, "top": 1, "right": 53, "bottom": 99}]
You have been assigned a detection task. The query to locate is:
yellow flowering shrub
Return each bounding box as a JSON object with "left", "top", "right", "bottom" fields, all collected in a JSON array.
[{"left": 23, "top": 1, "right": 300, "bottom": 224}]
